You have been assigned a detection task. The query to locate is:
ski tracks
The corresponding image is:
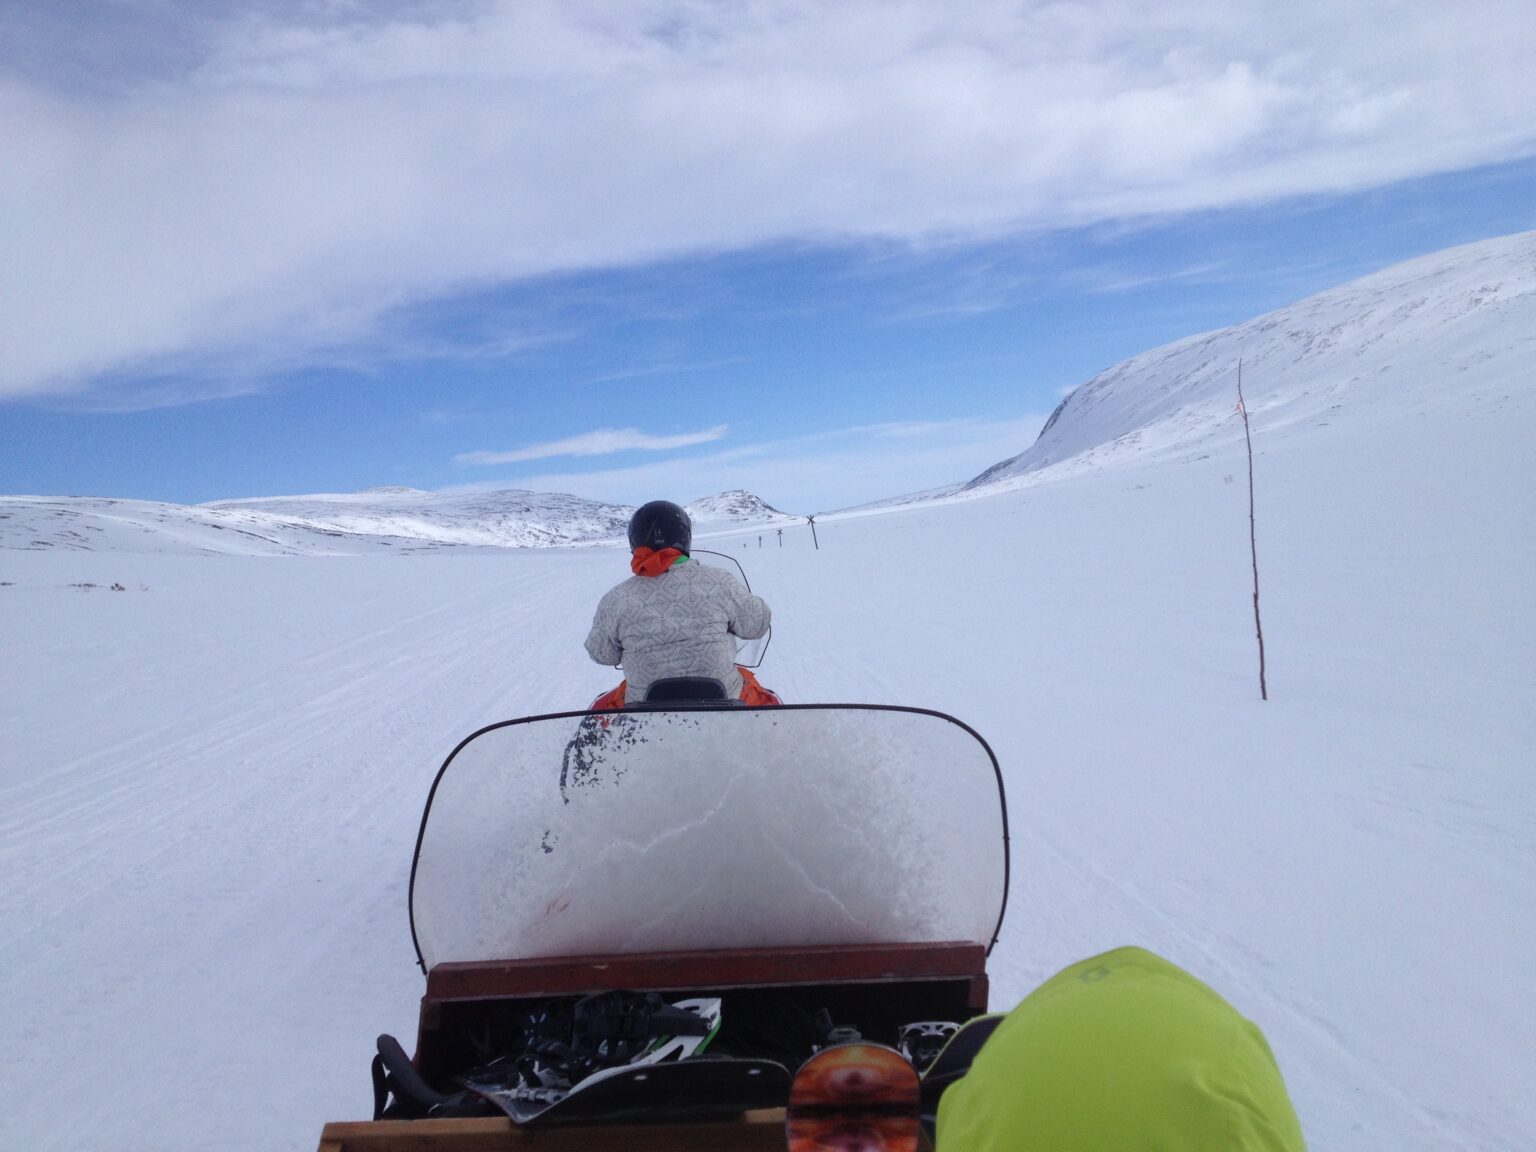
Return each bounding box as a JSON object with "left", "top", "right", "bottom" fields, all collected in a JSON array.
[
  {"left": 2, "top": 560, "right": 569, "bottom": 920},
  {"left": 0, "top": 554, "right": 612, "bottom": 1152}
]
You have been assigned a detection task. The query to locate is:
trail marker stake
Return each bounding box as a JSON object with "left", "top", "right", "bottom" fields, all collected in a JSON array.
[{"left": 1237, "top": 360, "right": 1268, "bottom": 701}]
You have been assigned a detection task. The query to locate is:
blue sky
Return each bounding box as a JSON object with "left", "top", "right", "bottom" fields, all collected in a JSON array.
[{"left": 3, "top": 2, "right": 1534, "bottom": 513}]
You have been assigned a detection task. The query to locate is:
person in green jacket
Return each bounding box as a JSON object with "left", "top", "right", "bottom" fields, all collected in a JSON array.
[{"left": 937, "top": 946, "right": 1307, "bottom": 1151}]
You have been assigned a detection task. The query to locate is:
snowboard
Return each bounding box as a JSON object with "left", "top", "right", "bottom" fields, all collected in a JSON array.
[
  {"left": 786, "top": 1042, "right": 921, "bottom": 1152},
  {"left": 468, "top": 1056, "right": 792, "bottom": 1126}
]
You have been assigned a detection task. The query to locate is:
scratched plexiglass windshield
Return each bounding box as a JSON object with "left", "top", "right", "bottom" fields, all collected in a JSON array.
[{"left": 410, "top": 705, "right": 1007, "bottom": 970}]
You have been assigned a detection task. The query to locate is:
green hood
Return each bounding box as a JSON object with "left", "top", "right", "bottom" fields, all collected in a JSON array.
[{"left": 937, "top": 947, "right": 1306, "bottom": 1151}]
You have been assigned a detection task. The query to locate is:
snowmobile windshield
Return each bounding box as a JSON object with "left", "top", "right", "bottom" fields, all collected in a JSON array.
[
  {"left": 410, "top": 705, "right": 1008, "bottom": 971},
  {"left": 691, "top": 549, "right": 769, "bottom": 668}
]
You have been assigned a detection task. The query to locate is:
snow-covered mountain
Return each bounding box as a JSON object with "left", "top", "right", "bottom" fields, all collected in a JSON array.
[
  {"left": 0, "top": 488, "right": 797, "bottom": 555},
  {"left": 685, "top": 489, "right": 798, "bottom": 526},
  {"left": 967, "top": 230, "right": 1536, "bottom": 489}
]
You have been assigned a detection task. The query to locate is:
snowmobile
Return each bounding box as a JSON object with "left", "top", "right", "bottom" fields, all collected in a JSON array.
[{"left": 317, "top": 643, "right": 1009, "bottom": 1150}]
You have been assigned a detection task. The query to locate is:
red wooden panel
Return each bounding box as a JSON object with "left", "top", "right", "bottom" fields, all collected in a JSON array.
[
  {"left": 318, "top": 1113, "right": 787, "bottom": 1150},
  {"left": 425, "top": 941, "right": 986, "bottom": 1004}
]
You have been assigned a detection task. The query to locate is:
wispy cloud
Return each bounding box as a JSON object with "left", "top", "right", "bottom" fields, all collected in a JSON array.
[
  {"left": 1074, "top": 262, "right": 1232, "bottom": 295},
  {"left": 442, "top": 415, "right": 1048, "bottom": 512},
  {"left": 455, "top": 425, "right": 729, "bottom": 465},
  {"left": 585, "top": 358, "right": 747, "bottom": 385},
  {"left": 5, "top": 1, "right": 1535, "bottom": 402}
]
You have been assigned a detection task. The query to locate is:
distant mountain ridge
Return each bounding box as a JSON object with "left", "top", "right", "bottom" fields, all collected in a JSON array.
[
  {"left": 685, "top": 490, "right": 797, "bottom": 525},
  {"left": 202, "top": 488, "right": 637, "bottom": 550},
  {"left": 967, "top": 229, "right": 1536, "bottom": 489},
  {"left": 8, "top": 232, "right": 1531, "bottom": 550},
  {"left": 0, "top": 487, "right": 799, "bottom": 556}
]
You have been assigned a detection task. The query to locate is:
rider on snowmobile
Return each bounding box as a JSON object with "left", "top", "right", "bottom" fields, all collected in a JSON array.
[{"left": 585, "top": 500, "right": 778, "bottom": 708}]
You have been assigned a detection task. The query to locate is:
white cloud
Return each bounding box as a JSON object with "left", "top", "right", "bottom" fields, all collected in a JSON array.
[
  {"left": 455, "top": 425, "right": 729, "bottom": 465},
  {"left": 4, "top": 0, "right": 1535, "bottom": 400},
  {"left": 586, "top": 358, "right": 747, "bottom": 385},
  {"left": 443, "top": 414, "right": 1050, "bottom": 512}
]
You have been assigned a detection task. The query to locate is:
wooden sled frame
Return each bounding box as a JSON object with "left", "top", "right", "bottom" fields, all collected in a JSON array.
[
  {"left": 321, "top": 941, "right": 984, "bottom": 1148},
  {"left": 416, "top": 940, "right": 989, "bottom": 1088},
  {"left": 319, "top": 1110, "right": 793, "bottom": 1151}
]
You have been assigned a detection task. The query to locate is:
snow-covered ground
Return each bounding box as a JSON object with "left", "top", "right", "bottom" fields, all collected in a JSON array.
[{"left": 2, "top": 234, "right": 1532, "bottom": 1151}]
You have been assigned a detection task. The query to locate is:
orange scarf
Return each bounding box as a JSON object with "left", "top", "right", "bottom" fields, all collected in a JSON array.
[{"left": 631, "top": 547, "right": 685, "bottom": 577}]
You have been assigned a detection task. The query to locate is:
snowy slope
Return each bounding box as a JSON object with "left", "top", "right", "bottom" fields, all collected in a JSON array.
[
  {"left": 0, "top": 488, "right": 796, "bottom": 555},
  {"left": 968, "top": 229, "right": 1536, "bottom": 488},
  {"left": 1, "top": 235, "right": 1532, "bottom": 1152}
]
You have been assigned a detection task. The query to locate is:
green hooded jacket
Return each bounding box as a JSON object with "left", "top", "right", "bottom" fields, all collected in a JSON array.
[{"left": 937, "top": 946, "right": 1307, "bottom": 1151}]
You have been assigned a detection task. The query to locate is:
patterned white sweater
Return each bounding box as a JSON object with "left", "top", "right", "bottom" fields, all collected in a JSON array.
[{"left": 584, "top": 559, "right": 771, "bottom": 698}]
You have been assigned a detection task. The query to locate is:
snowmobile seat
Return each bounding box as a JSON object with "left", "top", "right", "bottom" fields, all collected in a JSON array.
[{"left": 631, "top": 677, "right": 745, "bottom": 707}]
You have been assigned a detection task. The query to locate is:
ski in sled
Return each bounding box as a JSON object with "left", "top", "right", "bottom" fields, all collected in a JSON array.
[{"left": 319, "top": 689, "right": 1010, "bottom": 1150}]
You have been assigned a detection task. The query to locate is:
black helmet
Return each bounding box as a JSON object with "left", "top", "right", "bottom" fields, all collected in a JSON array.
[{"left": 628, "top": 500, "right": 691, "bottom": 553}]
